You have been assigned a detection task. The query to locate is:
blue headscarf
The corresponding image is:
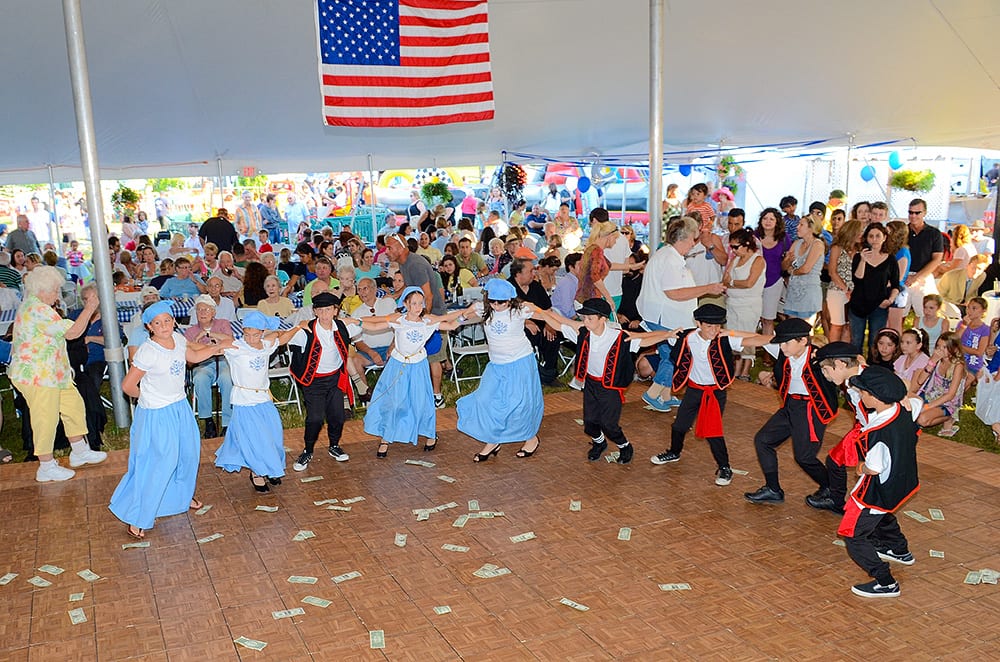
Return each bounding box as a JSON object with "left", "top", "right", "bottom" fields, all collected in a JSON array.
[
  {"left": 242, "top": 311, "right": 282, "bottom": 331},
  {"left": 141, "top": 300, "right": 174, "bottom": 325}
]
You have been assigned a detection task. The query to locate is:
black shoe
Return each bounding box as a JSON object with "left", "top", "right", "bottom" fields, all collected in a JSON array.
[
  {"left": 587, "top": 440, "right": 607, "bottom": 461},
  {"left": 376, "top": 443, "right": 389, "bottom": 459},
  {"left": 423, "top": 440, "right": 437, "bottom": 452},
  {"left": 473, "top": 444, "right": 501, "bottom": 462},
  {"left": 805, "top": 493, "right": 844, "bottom": 514},
  {"left": 715, "top": 467, "right": 734, "bottom": 486},
  {"left": 877, "top": 549, "right": 915, "bottom": 566},
  {"left": 434, "top": 394, "right": 446, "bottom": 409},
  {"left": 650, "top": 451, "right": 681, "bottom": 465},
  {"left": 328, "top": 445, "right": 350, "bottom": 462},
  {"left": 616, "top": 444, "right": 633, "bottom": 464},
  {"left": 220, "top": 426, "right": 227, "bottom": 437},
  {"left": 744, "top": 485, "right": 785, "bottom": 504},
  {"left": 250, "top": 473, "right": 270, "bottom": 493},
  {"left": 267, "top": 477, "right": 282, "bottom": 486},
  {"left": 851, "top": 580, "right": 900, "bottom": 598},
  {"left": 292, "top": 451, "right": 313, "bottom": 472},
  {"left": 202, "top": 418, "right": 218, "bottom": 439}
]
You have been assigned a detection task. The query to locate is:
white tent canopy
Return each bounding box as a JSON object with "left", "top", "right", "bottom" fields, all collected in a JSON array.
[{"left": 4, "top": 0, "right": 1000, "bottom": 183}]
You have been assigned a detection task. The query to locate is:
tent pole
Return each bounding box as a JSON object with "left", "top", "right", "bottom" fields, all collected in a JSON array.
[
  {"left": 367, "top": 153, "right": 378, "bottom": 241},
  {"left": 47, "top": 165, "right": 64, "bottom": 255},
  {"left": 844, "top": 134, "right": 855, "bottom": 201},
  {"left": 647, "top": 0, "right": 665, "bottom": 245},
  {"left": 61, "top": 0, "right": 130, "bottom": 428},
  {"left": 217, "top": 157, "right": 225, "bottom": 208}
]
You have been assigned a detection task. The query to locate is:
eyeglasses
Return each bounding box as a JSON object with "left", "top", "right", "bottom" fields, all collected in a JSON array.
[
  {"left": 908, "top": 210, "right": 924, "bottom": 215},
  {"left": 729, "top": 244, "right": 741, "bottom": 250}
]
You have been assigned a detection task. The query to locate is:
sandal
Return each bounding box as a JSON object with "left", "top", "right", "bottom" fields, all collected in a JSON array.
[
  {"left": 515, "top": 440, "right": 539, "bottom": 458},
  {"left": 473, "top": 445, "right": 501, "bottom": 463},
  {"left": 423, "top": 439, "right": 437, "bottom": 452},
  {"left": 0, "top": 448, "right": 12, "bottom": 464},
  {"left": 250, "top": 473, "right": 270, "bottom": 493},
  {"left": 189, "top": 498, "right": 203, "bottom": 510},
  {"left": 127, "top": 524, "right": 144, "bottom": 540},
  {"left": 376, "top": 443, "right": 389, "bottom": 459}
]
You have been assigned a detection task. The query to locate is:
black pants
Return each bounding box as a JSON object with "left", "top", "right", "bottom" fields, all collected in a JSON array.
[
  {"left": 844, "top": 508, "right": 908, "bottom": 586},
  {"left": 526, "top": 327, "right": 559, "bottom": 383},
  {"left": 753, "top": 397, "right": 829, "bottom": 491},
  {"left": 827, "top": 455, "right": 849, "bottom": 508},
  {"left": 302, "top": 373, "right": 346, "bottom": 452},
  {"left": 583, "top": 378, "right": 627, "bottom": 446},
  {"left": 670, "top": 386, "right": 730, "bottom": 469}
]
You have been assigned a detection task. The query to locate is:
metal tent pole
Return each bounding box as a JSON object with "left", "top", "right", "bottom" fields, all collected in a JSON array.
[
  {"left": 61, "top": 0, "right": 130, "bottom": 427},
  {"left": 217, "top": 157, "right": 225, "bottom": 208},
  {"left": 367, "top": 153, "right": 378, "bottom": 241},
  {"left": 647, "top": 0, "right": 665, "bottom": 244}
]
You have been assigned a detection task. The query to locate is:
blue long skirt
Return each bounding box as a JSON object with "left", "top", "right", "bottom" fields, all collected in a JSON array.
[
  {"left": 214, "top": 402, "right": 285, "bottom": 478},
  {"left": 363, "top": 357, "right": 435, "bottom": 444},
  {"left": 456, "top": 354, "right": 543, "bottom": 444},
  {"left": 109, "top": 399, "right": 200, "bottom": 530}
]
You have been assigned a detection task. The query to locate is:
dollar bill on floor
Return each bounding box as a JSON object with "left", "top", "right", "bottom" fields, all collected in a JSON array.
[
  {"left": 442, "top": 544, "right": 470, "bottom": 553},
  {"left": 301, "top": 596, "right": 332, "bottom": 608},
  {"left": 394, "top": 533, "right": 407, "bottom": 548},
  {"left": 440, "top": 501, "right": 459, "bottom": 510},
  {"left": 272, "top": 607, "right": 305, "bottom": 620},
  {"left": 832, "top": 539, "right": 846, "bottom": 547},
  {"left": 437, "top": 475, "right": 456, "bottom": 483},
  {"left": 452, "top": 514, "right": 469, "bottom": 528},
  {"left": 658, "top": 583, "right": 692, "bottom": 591},
  {"left": 255, "top": 505, "right": 279, "bottom": 512},
  {"left": 929, "top": 550, "right": 945, "bottom": 558},
  {"left": 604, "top": 451, "right": 620, "bottom": 463},
  {"left": 981, "top": 569, "right": 999, "bottom": 584},
  {"left": 234, "top": 636, "right": 267, "bottom": 651},
  {"left": 196, "top": 533, "right": 224, "bottom": 544},
  {"left": 433, "top": 605, "right": 452, "bottom": 615},
  {"left": 69, "top": 592, "right": 85, "bottom": 602},
  {"left": 287, "top": 576, "right": 318, "bottom": 584},
  {"left": 328, "top": 505, "right": 352, "bottom": 512},
  {"left": 731, "top": 468, "right": 749, "bottom": 475},
  {"left": 0, "top": 573, "right": 18, "bottom": 586},
  {"left": 77, "top": 569, "right": 101, "bottom": 582},
  {"left": 27, "top": 576, "right": 52, "bottom": 588},
  {"left": 928, "top": 508, "right": 945, "bottom": 521},
  {"left": 573, "top": 419, "right": 584, "bottom": 425},
  {"left": 468, "top": 500, "right": 479, "bottom": 511},
  {"left": 342, "top": 496, "right": 365, "bottom": 504},
  {"left": 194, "top": 504, "right": 212, "bottom": 515},
  {"left": 68, "top": 607, "right": 87, "bottom": 625},
  {"left": 559, "top": 597, "right": 589, "bottom": 611},
  {"left": 416, "top": 511, "right": 430, "bottom": 521},
  {"left": 313, "top": 499, "right": 338, "bottom": 506},
  {"left": 38, "top": 565, "right": 64, "bottom": 575},
  {"left": 964, "top": 571, "right": 982, "bottom": 585},
  {"left": 370, "top": 630, "right": 385, "bottom": 649},
  {"left": 617, "top": 527, "right": 632, "bottom": 541},
  {"left": 121, "top": 542, "right": 150, "bottom": 550},
  {"left": 300, "top": 476, "right": 324, "bottom": 483},
  {"left": 569, "top": 500, "right": 581, "bottom": 512},
  {"left": 292, "top": 530, "right": 316, "bottom": 542},
  {"left": 332, "top": 571, "right": 361, "bottom": 584},
  {"left": 903, "top": 510, "right": 931, "bottom": 523},
  {"left": 509, "top": 532, "right": 536, "bottom": 543},
  {"left": 404, "top": 459, "right": 435, "bottom": 468}
]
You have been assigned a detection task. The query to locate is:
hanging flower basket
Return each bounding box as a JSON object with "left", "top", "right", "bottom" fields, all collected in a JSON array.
[
  {"left": 110, "top": 183, "right": 140, "bottom": 219},
  {"left": 420, "top": 181, "right": 452, "bottom": 208},
  {"left": 889, "top": 169, "right": 936, "bottom": 192}
]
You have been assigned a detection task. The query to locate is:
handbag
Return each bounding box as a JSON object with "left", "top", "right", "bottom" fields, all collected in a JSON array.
[
  {"left": 975, "top": 369, "right": 1000, "bottom": 425},
  {"left": 893, "top": 286, "right": 909, "bottom": 309}
]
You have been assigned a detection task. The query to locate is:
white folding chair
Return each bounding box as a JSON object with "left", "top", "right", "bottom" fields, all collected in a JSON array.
[
  {"left": 236, "top": 307, "right": 255, "bottom": 321},
  {"left": 941, "top": 300, "right": 963, "bottom": 330},
  {"left": 447, "top": 323, "right": 489, "bottom": 393},
  {"left": 268, "top": 365, "right": 302, "bottom": 415}
]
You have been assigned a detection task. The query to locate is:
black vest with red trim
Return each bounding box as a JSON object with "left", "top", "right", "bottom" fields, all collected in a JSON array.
[
  {"left": 776, "top": 345, "right": 839, "bottom": 424},
  {"left": 573, "top": 327, "right": 635, "bottom": 389},
  {"left": 853, "top": 406, "right": 920, "bottom": 512},
  {"left": 670, "top": 329, "right": 735, "bottom": 391},
  {"left": 289, "top": 318, "right": 351, "bottom": 386}
]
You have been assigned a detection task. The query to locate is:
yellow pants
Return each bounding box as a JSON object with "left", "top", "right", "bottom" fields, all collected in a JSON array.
[{"left": 16, "top": 383, "right": 89, "bottom": 456}]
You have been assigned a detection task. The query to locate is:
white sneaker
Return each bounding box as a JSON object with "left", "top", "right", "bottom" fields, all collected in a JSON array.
[
  {"left": 36, "top": 461, "right": 76, "bottom": 482},
  {"left": 69, "top": 447, "right": 108, "bottom": 468}
]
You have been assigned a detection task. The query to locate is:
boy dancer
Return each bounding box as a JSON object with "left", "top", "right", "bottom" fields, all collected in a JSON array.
[
  {"left": 650, "top": 304, "right": 772, "bottom": 485},
  {"left": 537, "top": 298, "right": 674, "bottom": 464},
  {"left": 745, "top": 318, "right": 839, "bottom": 504},
  {"left": 841, "top": 366, "right": 920, "bottom": 598}
]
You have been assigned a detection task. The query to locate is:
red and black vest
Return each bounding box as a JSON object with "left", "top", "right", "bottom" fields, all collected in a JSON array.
[
  {"left": 289, "top": 319, "right": 352, "bottom": 396},
  {"left": 776, "top": 345, "right": 838, "bottom": 424},
  {"left": 574, "top": 327, "right": 635, "bottom": 399},
  {"left": 852, "top": 406, "right": 920, "bottom": 512},
  {"left": 670, "top": 330, "right": 735, "bottom": 391}
]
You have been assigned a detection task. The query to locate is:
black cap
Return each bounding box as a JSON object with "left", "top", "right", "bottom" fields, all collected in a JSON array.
[
  {"left": 295, "top": 241, "right": 315, "bottom": 255},
  {"left": 693, "top": 303, "right": 726, "bottom": 325},
  {"left": 815, "top": 341, "right": 860, "bottom": 361},
  {"left": 312, "top": 292, "right": 342, "bottom": 308},
  {"left": 772, "top": 317, "right": 813, "bottom": 344},
  {"left": 849, "top": 365, "right": 907, "bottom": 403},
  {"left": 578, "top": 297, "right": 612, "bottom": 318}
]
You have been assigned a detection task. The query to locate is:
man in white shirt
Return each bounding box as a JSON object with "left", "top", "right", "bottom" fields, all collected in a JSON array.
[
  {"left": 205, "top": 276, "right": 237, "bottom": 322},
  {"left": 183, "top": 223, "right": 203, "bottom": 256},
  {"left": 26, "top": 196, "right": 52, "bottom": 246}
]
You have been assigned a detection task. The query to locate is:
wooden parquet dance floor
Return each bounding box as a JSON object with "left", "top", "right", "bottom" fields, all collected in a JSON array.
[{"left": 1, "top": 381, "right": 999, "bottom": 661}]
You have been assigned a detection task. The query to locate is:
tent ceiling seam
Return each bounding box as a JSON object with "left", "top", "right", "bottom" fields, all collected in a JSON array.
[{"left": 929, "top": 0, "right": 1000, "bottom": 93}]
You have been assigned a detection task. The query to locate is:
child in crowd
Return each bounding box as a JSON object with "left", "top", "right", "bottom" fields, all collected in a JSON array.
[
  {"left": 257, "top": 230, "right": 273, "bottom": 254},
  {"left": 361, "top": 287, "right": 473, "bottom": 458},
  {"left": 913, "top": 332, "right": 966, "bottom": 437},
  {"left": 66, "top": 240, "right": 86, "bottom": 280},
  {"left": 840, "top": 366, "right": 921, "bottom": 599},
  {"left": 893, "top": 329, "right": 930, "bottom": 391},
  {"left": 870, "top": 328, "right": 901, "bottom": 369},
  {"left": 917, "top": 294, "right": 949, "bottom": 351},
  {"left": 985, "top": 317, "right": 1000, "bottom": 442},
  {"left": 536, "top": 298, "right": 675, "bottom": 464},
  {"left": 954, "top": 296, "right": 990, "bottom": 387}
]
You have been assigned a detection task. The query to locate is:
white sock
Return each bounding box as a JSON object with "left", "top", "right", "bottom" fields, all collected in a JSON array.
[
  {"left": 618, "top": 442, "right": 630, "bottom": 448},
  {"left": 70, "top": 440, "right": 88, "bottom": 453},
  {"left": 592, "top": 433, "right": 606, "bottom": 444}
]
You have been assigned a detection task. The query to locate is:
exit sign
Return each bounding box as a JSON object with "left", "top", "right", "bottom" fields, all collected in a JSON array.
[{"left": 241, "top": 166, "right": 256, "bottom": 178}]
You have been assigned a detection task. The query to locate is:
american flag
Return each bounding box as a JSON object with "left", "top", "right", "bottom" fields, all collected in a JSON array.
[{"left": 316, "top": 0, "right": 495, "bottom": 127}]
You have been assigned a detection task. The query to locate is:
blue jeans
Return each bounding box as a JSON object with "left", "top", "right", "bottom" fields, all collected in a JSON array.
[
  {"left": 848, "top": 307, "right": 889, "bottom": 358},
  {"left": 643, "top": 321, "right": 674, "bottom": 388},
  {"left": 265, "top": 225, "right": 282, "bottom": 244},
  {"left": 192, "top": 357, "right": 232, "bottom": 425}
]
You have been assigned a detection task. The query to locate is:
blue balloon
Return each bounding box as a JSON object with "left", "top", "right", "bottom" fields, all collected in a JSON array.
[
  {"left": 577, "top": 176, "right": 591, "bottom": 193},
  {"left": 888, "top": 151, "right": 903, "bottom": 170},
  {"left": 860, "top": 165, "right": 876, "bottom": 182},
  {"left": 678, "top": 164, "right": 692, "bottom": 177}
]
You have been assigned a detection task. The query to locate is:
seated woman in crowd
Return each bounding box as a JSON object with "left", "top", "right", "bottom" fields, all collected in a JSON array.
[
  {"left": 240, "top": 261, "right": 269, "bottom": 308},
  {"left": 257, "top": 275, "right": 295, "bottom": 318},
  {"left": 355, "top": 247, "right": 381, "bottom": 281},
  {"left": 913, "top": 332, "right": 966, "bottom": 437},
  {"left": 133, "top": 245, "right": 159, "bottom": 282},
  {"left": 439, "top": 255, "right": 476, "bottom": 299},
  {"left": 535, "top": 255, "right": 561, "bottom": 292}
]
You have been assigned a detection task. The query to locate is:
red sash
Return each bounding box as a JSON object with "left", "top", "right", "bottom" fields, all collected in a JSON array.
[
  {"left": 829, "top": 423, "right": 862, "bottom": 467},
  {"left": 690, "top": 384, "right": 724, "bottom": 438}
]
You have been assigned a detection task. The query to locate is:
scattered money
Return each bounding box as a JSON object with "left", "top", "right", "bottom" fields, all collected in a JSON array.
[
  {"left": 569, "top": 500, "right": 582, "bottom": 512},
  {"left": 38, "top": 565, "right": 64, "bottom": 576},
  {"left": 332, "top": 571, "right": 362, "bottom": 584},
  {"left": 313, "top": 499, "right": 338, "bottom": 506},
  {"left": 928, "top": 508, "right": 945, "bottom": 521},
  {"left": 416, "top": 512, "right": 430, "bottom": 521},
  {"left": 559, "top": 597, "right": 589, "bottom": 611},
  {"left": 468, "top": 500, "right": 479, "bottom": 511},
  {"left": 604, "top": 451, "right": 620, "bottom": 463},
  {"left": 394, "top": 533, "right": 407, "bottom": 548},
  {"left": 283, "top": 446, "right": 294, "bottom": 453},
  {"left": 981, "top": 569, "right": 999, "bottom": 585},
  {"left": 272, "top": 607, "right": 305, "bottom": 620},
  {"left": 0, "top": 573, "right": 18, "bottom": 585},
  {"left": 370, "top": 630, "right": 385, "bottom": 649},
  {"left": 121, "top": 542, "right": 150, "bottom": 550},
  {"left": 439, "top": 502, "right": 459, "bottom": 510},
  {"left": 404, "top": 459, "right": 435, "bottom": 468},
  {"left": 292, "top": 530, "right": 316, "bottom": 542},
  {"left": 68, "top": 607, "right": 87, "bottom": 625},
  {"left": 965, "top": 571, "right": 983, "bottom": 585},
  {"left": 903, "top": 510, "right": 931, "bottom": 523},
  {"left": 472, "top": 564, "right": 511, "bottom": 579},
  {"left": 287, "top": 576, "right": 318, "bottom": 584},
  {"left": 929, "top": 550, "right": 945, "bottom": 558},
  {"left": 573, "top": 419, "right": 584, "bottom": 425},
  {"left": 69, "top": 592, "right": 85, "bottom": 602},
  {"left": 437, "top": 475, "right": 456, "bottom": 483},
  {"left": 301, "top": 596, "right": 332, "bottom": 608},
  {"left": 731, "top": 468, "right": 750, "bottom": 476},
  {"left": 832, "top": 539, "right": 846, "bottom": 547},
  {"left": 442, "top": 544, "right": 470, "bottom": 553},
  {"left": 472, "top": 510, "right": 504, "bottom": 518},
  {"left": 342, "top": 496, "right": 366, "bottom": 505},
  {"left": 510, "top": 532, "right": 536, "bottom": 543},
  {"left": 194, "top": 504, "right": 212, "bottom": 515},
  {"left": 27, "top": 576, "right": 52, "bottom": 588},
  {"left": 328, "top": 506, "right": 352, "bottom": 512},
  {"left": 433, "top": 605, "right": 452, "bottom": 615},
  {"left": 452, "top": 515, "right": 469, "bottom": 528},
  {"left": 300, "top": 476, "right": 324, "bottom": 483},
  {"left": 617, "top": 527, "right": 632, "bottom": 541},
  {"left": 77, "top": 569, "right": 101, "bottom": 582},
  {"left": 196, "top": 533, "right": 224, "bottom": 545},
  {"left": 255, "top": 505, "right": 279, "bottom": 513},
  {"left": 234, "top": 636, "right": 268, "bottom": 651},
  {"left": 658, "top": 583, "right": 692, "bottom": 591}
]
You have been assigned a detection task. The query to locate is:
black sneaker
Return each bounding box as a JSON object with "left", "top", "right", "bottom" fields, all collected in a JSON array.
[
  {"left": 877, "top": 549, "right": 915, "bottom": 566},
  {"left": 587, "top": 440, "right": 607, "bottom": 461},
  {"left": 328, "top": 446, "right": 350, "bottom": 462},
  {"left": 715, "top": 467, "right": 733, "bottom": 486},
  {"left": 744, "top": 485, "right": 785, "bottom": 504},
  {"left": 616, "top": 444, "right": 633, "bottom": 464},
  {"left": 650, "top": 451, "right": 681, "bottom": 465},
  {"left": 851, "top": 580, "right": 900, "bottom": 598},
  {"left": 434, "top": 394, "right": 446, "bottom": 409},
  {"left": 292, "top": 452, "right": 313, "bottom": 472}
]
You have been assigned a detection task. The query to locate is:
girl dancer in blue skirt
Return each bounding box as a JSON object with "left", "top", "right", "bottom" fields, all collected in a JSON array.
[
  {"left": 214, "top": 312, "right": 304, "bottom": 492},
  {"left": 109, "top": 301, "right": 233, "bottom": 539},
  {"left": 362, "top": 286, "right": 473, "bottom": 458},
  {"left": 456, "top": 278, "right": 548, "bottom": 462}
]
